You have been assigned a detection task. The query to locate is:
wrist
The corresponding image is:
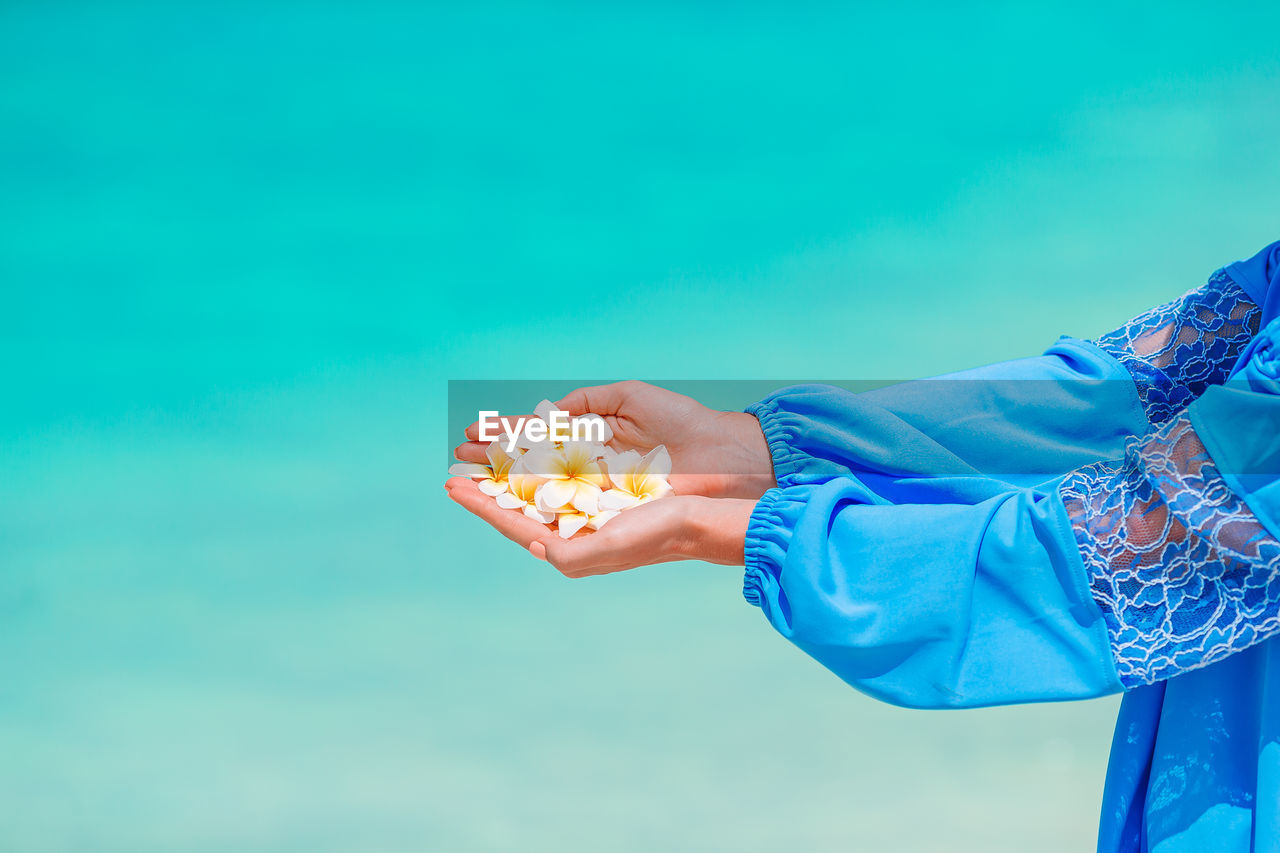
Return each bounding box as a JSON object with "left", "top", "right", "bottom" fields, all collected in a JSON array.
[
  {"left": 678, "top": 495, "right": 753, "bottom": 565},
  {"left": 706, "top": 411, "right": 776, "bottom": 500}
]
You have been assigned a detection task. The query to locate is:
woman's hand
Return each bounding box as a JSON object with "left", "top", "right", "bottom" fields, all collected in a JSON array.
[
  {"left": 445, "top": 476, "right": 756, "bottom": 578},
  {"left": 454, "top": 381, "right": 775, "bottom": 500}
]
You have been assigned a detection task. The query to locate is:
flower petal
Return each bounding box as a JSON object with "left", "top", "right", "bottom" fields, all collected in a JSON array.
[
  {"left": 599, "top": 489, "right": 641, "bottom": 511},
  {"left": 523, "top": 505, "right": 557, "bottom": 524},
  {"left": 605, "top": 449, "right": 642, "bottom": 476},
  {"left": 448, "top": 462, "right": 493, "bottom": 479},
  {"left": 515, "top": 431, "right": 544, "bottom": 451},
  {"left": 507, "top": 470, "right": 545, "bottom": 502},
  {"left": 495, "top": 492, "right": 525, "bottom": 510},
  {"left": 571, "top": 482, "right": 603, "bottom": 515},
  {"left": 577, "top": 460, "right": 609, "bottom": 489},
  {"left": 534, "top": 399, "right": 556, "bottom": 423},
  {"left": 536, "top": 477, "right": 577, "bottom": 512},
  {"left": 640, "top": 445, "right": 672, "bottom": 478},
  {"left": 644, "top": 477, "right": 674, "bottom": 500},
  {"left": 559, "top": 441, "right": 600, "bottom": 473},
  {"left": 485, "top": 442, "right": 516, "bottom": 478},
  {"left": 478, "top": 478, "right": 508, "bottom": 497},
  {"left": 587, "top": 510, "right": 620, "bottom": 530},
  {"left": 558, "top": 512, "right": 590, "bottom": 539},
  {"left": 521, "top": 448, "right": 568, "bottom": 479}
]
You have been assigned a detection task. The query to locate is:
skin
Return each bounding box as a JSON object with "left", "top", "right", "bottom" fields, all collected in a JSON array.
[{"left": 448, "top": 381, "right": 775, "bottom": 577}]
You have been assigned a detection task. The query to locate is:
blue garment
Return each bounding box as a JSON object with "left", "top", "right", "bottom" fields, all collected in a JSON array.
[{"left": 743, "top": 242, "right": 1280, "bottom": 851}]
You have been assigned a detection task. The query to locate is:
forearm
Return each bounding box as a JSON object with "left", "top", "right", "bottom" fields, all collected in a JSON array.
[
  {"left": 700, "top": 411, "right": 776, "bottom": 501},
  {"left": 679, "top": 495, "right": 755, "bottom": 565}
]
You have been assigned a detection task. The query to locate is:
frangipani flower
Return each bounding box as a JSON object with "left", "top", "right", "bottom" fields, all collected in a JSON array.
[
  {"left": 555, "top": 508, "right": 621, "bottom": 539},
  {"left": 494, "top": 456, "right": 556, "bottom": 523},
  {"left": 533, "top": 398, "right": 557, "bottom": 426},
  {"left": 524, "top": 440, "right": 610, "bottom": 515},
  {"left": 487, "top": 400, "right": 616, "bottom": 454},
  {"left": 550, "top": 507, "right": 614, "bottom": 535},
  {"left": 448, "top": 442, "right": 518, "bottom": 497},
  {"left": 453, "top": 399, "right": 669, "bottom": 538},
  {"left": 588, "top": 510, "right": 620, "bottom": 530},
  {"left": 599, "top": 446, "right": 673, "bottom": 511},
  {"left": 495, "top": 431, "right": 531, "bottom": 456}
]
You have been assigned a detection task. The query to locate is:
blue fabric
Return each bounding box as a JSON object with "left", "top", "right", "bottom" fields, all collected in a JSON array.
[
  {"left": 1090, "top": 270, "right": 1261, "bottom": 426},
  {"left": 743, "top": 241, "right": 1280, "bottom": 852},
  {"left": 1099, "top": 316, "right": 1280, "bottom": 853},
  {"left": 1060, "top": 413, "right": 1280, "bottom": 688},
  {"left": 1098, "top": 644, "right": 1280, "bottom": 853},
  {"left": 747, "top": 337, "right": 1148, "bottom": 493},
  {"left": 745, "top": 475, "right": 1121, "bottom": 708}
]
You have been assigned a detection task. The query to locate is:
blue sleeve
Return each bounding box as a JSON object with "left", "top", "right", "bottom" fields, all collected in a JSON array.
[
  {"left": 743, "top": 318, "right": 1280, "bottom": 708},
  {"left": 748, "top": 338, "right": 1147, "bottom": 495},
  {"left": 743, "top": 474, "right": 1122, "bottom": 708},
  {"left": 748, "top": 250, "right": 1277, "bottom": 494},
  {"left": 1059, "top": 320, "right": 1280, "bottom": 688}
]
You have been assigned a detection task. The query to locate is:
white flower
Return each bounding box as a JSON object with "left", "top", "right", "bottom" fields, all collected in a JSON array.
[
  {"left": 494, "top": 456, "right": 557, "bottom": 523},
  {"left": 453, "top": 399, "right": 668, "bottom": 538},
  {"left": 533, "top": 399, "right": 557, "bottom": 425},
  {"left": 448, "top": 442, "right": 517, "bottom": 497},
  {"left": 587, "top": 510, "right": 620, "bottom": 530},
  {"left": 495, "top": 431, "right": 531, "bottom": 456},
  {"left": 555, "top": 511, "right": 591, "bottom": 538},
  {"left": 599, "top": 446, "right": 673, "bottom": 511},
  {"left": 555, "top": 508, "right": 620, "bottom": 538},
  {"left": 524, "top": 440, "right": 610, "bottom": 514}
]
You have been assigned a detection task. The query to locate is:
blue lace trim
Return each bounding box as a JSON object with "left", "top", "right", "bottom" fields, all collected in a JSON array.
[
  {"left": 1093, "top": 269, "right": 1261, "bottom": 427},
  {"left": 1060, "top": 415, "right": 1280, "bottom": 688}
]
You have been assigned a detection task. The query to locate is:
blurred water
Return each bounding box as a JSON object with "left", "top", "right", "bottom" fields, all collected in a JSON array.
[{"left": 3, "top": 2, "right": 1279, "bottom": 850}]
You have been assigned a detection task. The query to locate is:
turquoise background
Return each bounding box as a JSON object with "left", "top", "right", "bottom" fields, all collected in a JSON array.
[{"left": 4, "top": 2, "right": 1279, "bottom": 850}]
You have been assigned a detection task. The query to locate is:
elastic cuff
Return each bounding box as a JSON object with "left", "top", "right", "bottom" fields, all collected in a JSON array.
[
  {"left": 745, "top": 397, "right": 811, "bottom": 490},
  {"left": 742, "top": 486, "right": 808, "bottom": 608}
]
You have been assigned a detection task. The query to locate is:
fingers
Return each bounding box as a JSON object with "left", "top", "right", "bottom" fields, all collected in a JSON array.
[
  {"left": 462, "top": 382, "right": 647, "bottom": 442},
  {"left": 453, "top": 441, "right": 488, "bottom": 463},
  {"left": 554, "top": 381, "right": 645, "bottom": 417},
  {"left": 445, "top": 477, "right": 553, "bottom": 550}
]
